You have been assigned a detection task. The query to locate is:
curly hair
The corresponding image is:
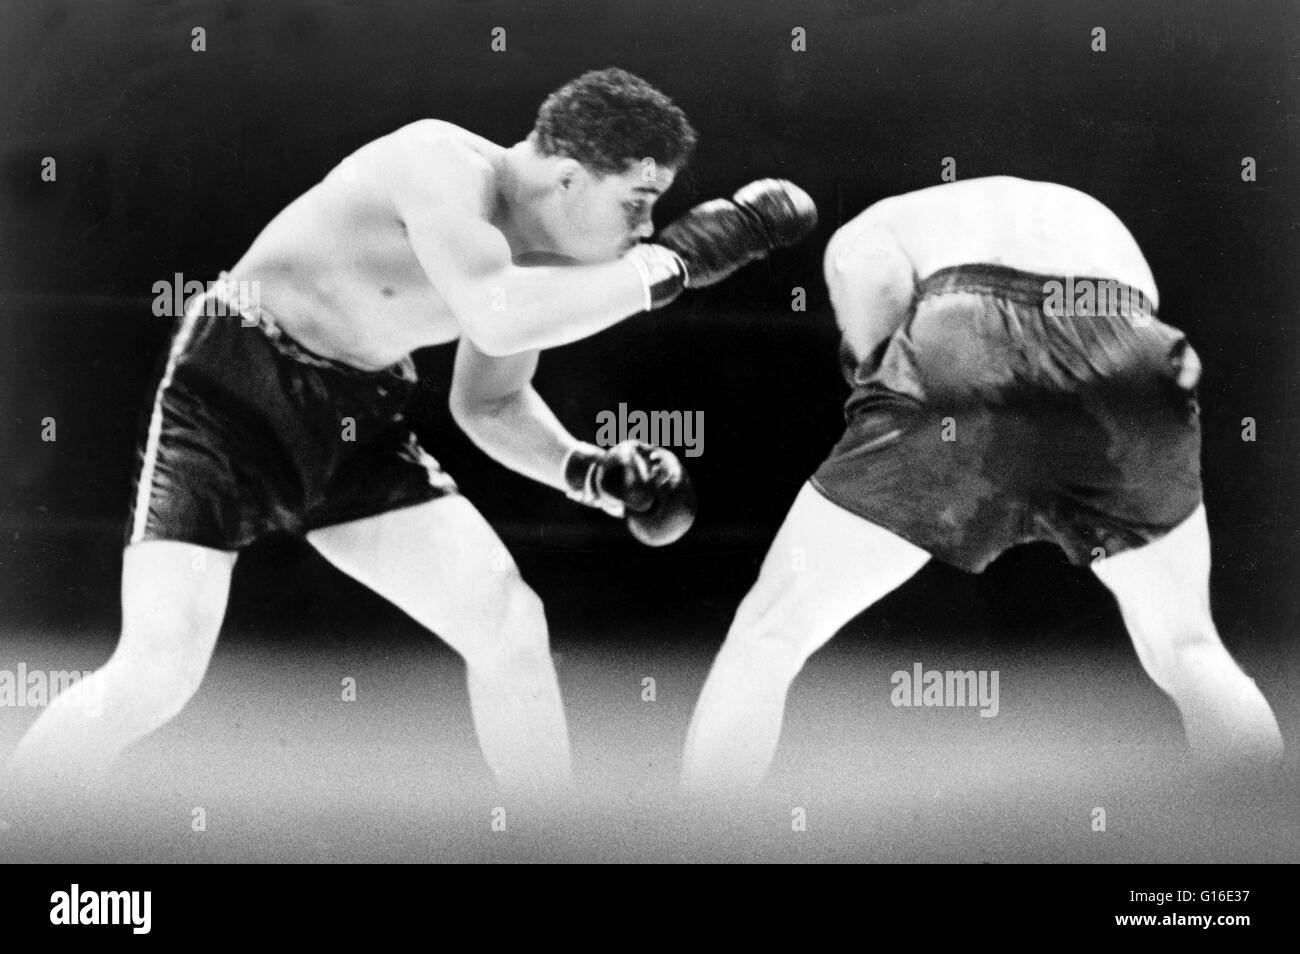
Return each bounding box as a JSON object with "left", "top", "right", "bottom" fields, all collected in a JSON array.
[{"left": 531, "top": 68, "right": 697, "bottom": 176}]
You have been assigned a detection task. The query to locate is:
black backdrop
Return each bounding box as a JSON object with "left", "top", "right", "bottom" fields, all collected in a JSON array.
[{"left": 1, "top": 0, "right": 1296, "bottom": 653}]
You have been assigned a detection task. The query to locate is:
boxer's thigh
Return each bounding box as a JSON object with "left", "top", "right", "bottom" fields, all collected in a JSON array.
[
  {"left": 1090, "top": 501, "right": 1212, "bottom": 633},
  {"left": 116, "top": 541, "right": 237, "bottom": 686},
  {"left": 305, "top": 495, "right": 546, "bottom": 663},
  {"left": 731, "top": 483, "right": 930, "bottom": 661}
]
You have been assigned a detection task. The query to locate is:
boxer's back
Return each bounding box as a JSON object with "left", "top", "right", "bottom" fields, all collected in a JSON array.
[{"left": 874, "top": 176, "right": 1158, "bottom": 306}]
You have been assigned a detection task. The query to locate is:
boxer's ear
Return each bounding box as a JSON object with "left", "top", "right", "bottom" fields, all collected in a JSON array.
[{"left": 554, "top": 157, "right": 584, "bottom": 192}]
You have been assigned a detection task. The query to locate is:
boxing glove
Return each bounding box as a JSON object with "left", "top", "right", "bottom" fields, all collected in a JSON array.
[
  {"left": 564, "top": 441, "right": 697, "bottom": 546},
  {"left": 654, "top": 178, "right": 818, "bottom": 289}
]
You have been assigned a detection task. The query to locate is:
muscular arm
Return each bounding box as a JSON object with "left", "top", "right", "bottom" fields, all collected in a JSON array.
[
  {"left": 383, "top": 128, "right": 647, "bottom": 356},
  {"left": 448, "top": 336, "right": 580, "bottom": 492},
  {"left": 824, "top": 211, "right": 917, "bottom": 363}
]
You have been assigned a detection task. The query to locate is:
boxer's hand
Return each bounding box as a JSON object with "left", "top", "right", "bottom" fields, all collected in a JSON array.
[
  {"left": 564, "top": 441, "right": 697, "bottom": 546},
  {"left": 655, "top": 179, "right": 818, "bottom": 289}
]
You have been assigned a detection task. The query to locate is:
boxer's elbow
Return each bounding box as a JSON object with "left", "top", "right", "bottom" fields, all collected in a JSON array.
[
  {"left": 449, "top": 396, "right": 485, "bottom": 437},
  {"left": 829, "top": 221, "right": 912, "bottom": 288},
  {"left": 824, "top": 223, "right": 916, "bottom": 347},
  {"left": 450, "top": 386, "right": 516, "bottom": 435},
  {"left": 459, "top": 317, "right": 515, "bottom": 358},
  {"left": 458, "top": 306, "right": 542, "bottom": 357},
  {"left": 447, "top": 384, "right": 476, "bottom": 427}
]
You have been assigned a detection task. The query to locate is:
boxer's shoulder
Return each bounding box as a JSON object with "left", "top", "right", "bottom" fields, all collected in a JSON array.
[
  {"left": 366, "top": 120, "right": 500, "bottom": 213},
  {"left": 389, "top": 118, "right": 498, "bottom": 159}
]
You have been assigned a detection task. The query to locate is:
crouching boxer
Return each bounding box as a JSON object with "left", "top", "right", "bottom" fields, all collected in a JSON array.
[{"left": 681, "top": 175, "right": 1283, "bottom": 791}]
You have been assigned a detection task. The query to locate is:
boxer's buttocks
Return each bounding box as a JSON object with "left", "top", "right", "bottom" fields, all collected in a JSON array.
[
  {"left": 814, "top": 263, "right": 1202, "bottom": 573},
  {"left": 226, "top": 122, "right": 501, "bottom": 371}
]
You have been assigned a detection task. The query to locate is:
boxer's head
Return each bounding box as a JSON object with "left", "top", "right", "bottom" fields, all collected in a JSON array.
[{"left": 521, "top": 68, "right": 696, "bottom": 262}]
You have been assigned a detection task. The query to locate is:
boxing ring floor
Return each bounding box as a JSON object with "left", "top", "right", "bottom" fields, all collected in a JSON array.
[{"left": 2, "top": 549, "right": 1297, "bottom": 863}]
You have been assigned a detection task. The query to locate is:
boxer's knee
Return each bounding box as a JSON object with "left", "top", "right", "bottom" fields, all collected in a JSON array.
[
  {"left": 460, "top": 572, "right": 552, "bottom": 677},
  {"left": 115, "top": 541, "right": 231, "bottom": 696},
  {"left": 718, "top": 579, "right": 819, "bottom": 687},
  {"left": 109, "top": 589, "right": 225, "bottom": 723},
  {"left": 1103, "top": 575, "right": 1220, "bottom": 690},
  {"left": 99, "top": 651, "right": 206, "bottom": 727},
  {"left": 714, "top": 633, "right": 807, "bottom": 695},
  {"left": 1132, "top": 621, "right": 1229, "bottom": 695},
  {"left": 108, "top": 633, "right": 214, "bottom": 727}
]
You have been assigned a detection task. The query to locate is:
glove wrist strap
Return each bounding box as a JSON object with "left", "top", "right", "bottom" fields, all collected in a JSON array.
[
  {"left": 624, "top": 244, "right": 689, "bottom": 311},
  {"left": 563, "top": 443, "right": 607, "bottom": 508}
]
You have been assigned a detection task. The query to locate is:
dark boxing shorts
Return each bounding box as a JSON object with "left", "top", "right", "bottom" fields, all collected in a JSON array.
[
  {"left": 811, "top": 264, "right": 1203, "bottom": 572},
  {"left": 127, "top": 282, "right": 457, "bottom": 551}
]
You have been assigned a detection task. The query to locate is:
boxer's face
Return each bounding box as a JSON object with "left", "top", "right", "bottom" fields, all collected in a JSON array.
[{"left": 549, "top": 159, "right": 677, "bottom": 263}]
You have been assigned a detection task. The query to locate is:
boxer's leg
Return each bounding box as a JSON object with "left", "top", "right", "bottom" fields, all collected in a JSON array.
[
  {"left": 306, "top": 496, "right": 572, "bottom": 793},
  {"left": 681, "top": 483, "right": 930, "bottom": 792},
  {"left": 1091, "top": 503, "right": 1283, "bottom": 771},
  {"left": 8, "top": 541, "right": 236, "bottom": 786}
]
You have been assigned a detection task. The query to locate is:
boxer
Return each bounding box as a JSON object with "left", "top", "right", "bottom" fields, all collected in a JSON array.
[
  {"left": 8, "top": 68, "right": 816, "bottom": 793},
  {"left": 681, "top": 176, "right": 1283, "bottom": 791}
]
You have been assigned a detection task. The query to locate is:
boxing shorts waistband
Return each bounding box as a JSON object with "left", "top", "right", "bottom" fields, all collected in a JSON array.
[
  {"left": 917, "top": 263, "right": 1157, "bottom": 320},
  {"left": 195, "top": 272, "right": 416, "bottom": 383}
]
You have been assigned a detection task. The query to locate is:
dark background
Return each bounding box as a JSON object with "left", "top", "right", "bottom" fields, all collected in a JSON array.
[{"left": 1, "top": 0, "right": 1296, "bottom": 659}]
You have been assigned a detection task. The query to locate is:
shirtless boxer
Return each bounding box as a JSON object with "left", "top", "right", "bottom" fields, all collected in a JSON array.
[
  {"left": 681, "top": 176, "right": 1284, "bottom": 791},
  {"left": 7, "top": 68, "right": 816, "bottom": 792}
]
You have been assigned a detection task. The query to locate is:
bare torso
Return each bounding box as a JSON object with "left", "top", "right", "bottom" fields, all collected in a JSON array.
[
  {"left": 227, "top": 121, "right": 504, "bottom": 371},
  {"left": 870, "top": 176, "right": 1159, "bottom": 306}
]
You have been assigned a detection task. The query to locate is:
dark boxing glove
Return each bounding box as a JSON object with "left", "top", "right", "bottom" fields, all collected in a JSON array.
[
  {"left": 654, "top": 179, "right": 818, "bottom": 289},
  {"left": 564, "top": 440, "right": 697, "bottom": 546}
]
